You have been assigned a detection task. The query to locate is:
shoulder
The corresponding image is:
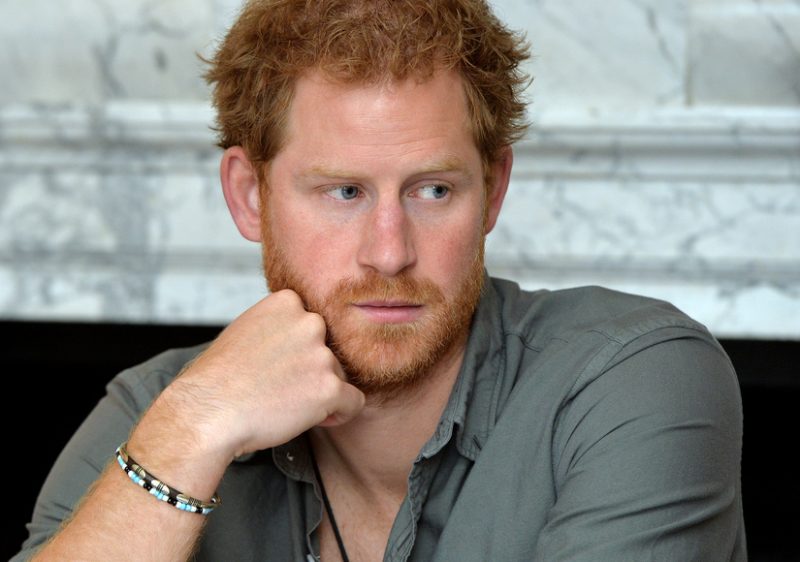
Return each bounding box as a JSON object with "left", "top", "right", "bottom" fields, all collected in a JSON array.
[
  {"left": 489, "top": 277, "right": 709, "bottom": 349},
  {"left": 485, "top": 278, "right": 743, "bottom": 476},
  {"left": 478, "top": 280, "right": 745, "bottom": 557},
  {"left": 485, "top": 277, "right": 737, "bottom": 413}
]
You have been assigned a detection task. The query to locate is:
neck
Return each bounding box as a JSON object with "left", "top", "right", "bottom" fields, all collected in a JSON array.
[{"left": 309, "top": 331, "right": 467, "bottom": 502}]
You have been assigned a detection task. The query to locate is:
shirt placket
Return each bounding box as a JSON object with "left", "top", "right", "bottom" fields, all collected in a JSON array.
[{"left": 273, "top": 438, "right": 324, "bottom": 562}]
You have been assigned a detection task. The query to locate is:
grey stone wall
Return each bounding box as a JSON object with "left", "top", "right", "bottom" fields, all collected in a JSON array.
[{"left": 1, "top": 0, "right": 798, "bottom": 338}]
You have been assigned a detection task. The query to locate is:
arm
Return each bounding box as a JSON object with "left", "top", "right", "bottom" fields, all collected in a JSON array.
[
  {"left": 15, "top": 290, "right": 365, "bottom": 562},
  {"left": 536, "top": 334, "right": 746, "bottom": 561},
  {"left": 11, "top": 346, "right": 203, "bottom": 561}
]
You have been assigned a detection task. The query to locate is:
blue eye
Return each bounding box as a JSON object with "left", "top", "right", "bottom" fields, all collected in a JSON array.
[
  {"left": 417, "top": 184, "right": 449, "bottom": 200},
  {"left": 329, "top": 185, "right": 360, "bottom": 200}
]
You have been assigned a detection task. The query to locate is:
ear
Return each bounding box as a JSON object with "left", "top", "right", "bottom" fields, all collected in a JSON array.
[
  {"left": 220, "top": 146, "right": 262, "bottom": 242},
  {"left": 484, "top": 146, "right": 513, "bottom": 234}
]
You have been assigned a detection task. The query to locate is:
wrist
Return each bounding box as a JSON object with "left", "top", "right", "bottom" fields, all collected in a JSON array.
[
  {"left": 127, "top": 386, "right": 235, "bottom": 501},
  {"left": 115, "top": 441, "right": 222, "bottom": 515}
]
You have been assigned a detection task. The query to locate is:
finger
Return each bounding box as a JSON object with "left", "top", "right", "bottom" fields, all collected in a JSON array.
[
  {"left": 331, "top": 355, "right": 348, "bottom": 381},
  {"left": 319, "top": 382, "right": 366, "bottom": 427}
]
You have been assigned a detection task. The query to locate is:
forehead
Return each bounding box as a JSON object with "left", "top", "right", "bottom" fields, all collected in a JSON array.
[{"left": 271, "top": 68, "right": 480, "bottom": 177}]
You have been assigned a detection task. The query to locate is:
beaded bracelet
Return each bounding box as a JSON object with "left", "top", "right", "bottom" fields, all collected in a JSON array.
[{"left": 115, "top": 441, "right": 221, "bottom": 515}]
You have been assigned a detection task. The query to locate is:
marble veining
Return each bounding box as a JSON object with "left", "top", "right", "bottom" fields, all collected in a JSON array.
[
  {"left": 0, "top": 1, "right": 215, "bottom": 104},
  {"left": 689, "top": 0, "right": 800, "bottom": 105},
  {"left": 1, "top": 0, "right": 799, "bottom": 339},
  {"left": 501, "top": 0, "right": 687, "bottom": 113},
  {"left": 2, "top": 104, "right": 798, "bottom": 337}
]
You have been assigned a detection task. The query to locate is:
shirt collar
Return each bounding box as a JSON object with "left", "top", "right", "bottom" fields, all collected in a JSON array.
[
  {"left": 272, "top": 433, "right": 315, "bottom": 481},
  {"left": 424, "top": 272, "right": 506, "bottom": 462}
]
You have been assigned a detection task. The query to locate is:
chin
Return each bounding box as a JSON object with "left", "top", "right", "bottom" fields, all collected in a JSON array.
[{"left": 326, "top": 310, "right": 467, "bottom": 400}]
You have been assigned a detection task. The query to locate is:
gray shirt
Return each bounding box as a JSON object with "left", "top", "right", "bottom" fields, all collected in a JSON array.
[{"left": 15, "top": 277, "right": 746, "bottom": 561}]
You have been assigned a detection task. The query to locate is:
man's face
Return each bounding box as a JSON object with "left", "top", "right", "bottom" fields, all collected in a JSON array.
[{"left": 261, "top": 69, "right": 493, "bottom": 398}]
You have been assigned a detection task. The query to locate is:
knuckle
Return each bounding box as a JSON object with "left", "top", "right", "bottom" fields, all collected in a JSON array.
[
  {"left": 303, "top": 312, "right": 328, "bottom": 336},
  {"left": 270, "top": 289, "right": 302, "bottom": 307},
  {"left": 310, "top": 345, "right": 336, "bottom": 371},
  {"left": 316, "top": 370, "right": 344, "bottom": 399},
  {"left": 322, "top": 347, "right": 343, "bottom": 373},
  {"left": 310, "top": 348, "right": 344, "bottom": 386}
]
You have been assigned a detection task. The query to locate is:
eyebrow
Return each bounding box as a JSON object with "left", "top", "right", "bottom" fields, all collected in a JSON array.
[{"left": 299, "top": 155, "right": 475, "bottom": 182}]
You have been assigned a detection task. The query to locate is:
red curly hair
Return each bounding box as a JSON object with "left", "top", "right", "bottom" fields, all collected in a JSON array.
[{"left": 204, "top": 0, "right": 531, "bottom": 181}]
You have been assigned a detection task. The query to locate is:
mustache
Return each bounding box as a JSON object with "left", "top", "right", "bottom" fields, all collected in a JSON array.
[{"left": 325, "top": 271, "right": 446, "bottom": 305}]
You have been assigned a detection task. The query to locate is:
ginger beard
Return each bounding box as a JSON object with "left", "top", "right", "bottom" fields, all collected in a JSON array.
[{"left": 259, "top": 199, "right": 486, "bottom": 399}]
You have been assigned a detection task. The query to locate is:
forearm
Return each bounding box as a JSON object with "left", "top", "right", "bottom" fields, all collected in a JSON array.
[
  {"left": 31, "top": 461, "right": 208, "bottom": 561},
  {"left": 31, "top": 387, "right": 231, "bottom": 562},
  {"left": 25, "top": 292, "right": 364, "bottom": 560}
]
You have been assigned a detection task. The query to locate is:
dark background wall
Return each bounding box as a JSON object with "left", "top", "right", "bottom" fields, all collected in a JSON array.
[{"left": 3, "top": 320, "right": 797, "bottom": 561}]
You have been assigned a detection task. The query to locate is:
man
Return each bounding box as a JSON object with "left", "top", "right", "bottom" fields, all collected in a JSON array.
[{"left": 16, "top": 0, "right": 745, "bottom": 560}]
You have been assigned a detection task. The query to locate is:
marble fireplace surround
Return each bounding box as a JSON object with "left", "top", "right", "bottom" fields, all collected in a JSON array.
[
  {"left": 0, "top": 0, "right": 798, "bottom": 340},
  {"left": 1, "top": 102, "right": 797, "bottom": 339}
]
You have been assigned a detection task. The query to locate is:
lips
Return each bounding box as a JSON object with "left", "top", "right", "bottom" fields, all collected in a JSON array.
[{"left": 353, "top": 301, "right": 424, "bottom": 323}]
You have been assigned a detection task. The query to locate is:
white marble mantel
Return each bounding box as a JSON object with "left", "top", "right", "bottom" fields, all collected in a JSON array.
[{"left": 1, "top": 0, "right": 799, "bottom": 340}]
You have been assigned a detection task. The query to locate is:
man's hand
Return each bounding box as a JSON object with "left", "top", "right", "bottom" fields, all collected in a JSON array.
[
  {"left": 133, "top": 289, "right": 366, "bottom": 469},
  {"left": 30, "top": 289, "right": 365, "bottom": 562}
]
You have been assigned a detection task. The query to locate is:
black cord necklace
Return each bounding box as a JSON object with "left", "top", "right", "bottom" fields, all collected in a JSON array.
[{"left": 311, "top": 450, "right": 351, "bottom": 562}]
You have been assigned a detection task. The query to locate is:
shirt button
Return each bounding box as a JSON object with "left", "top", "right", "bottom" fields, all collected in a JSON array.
[{"left": 286, "top": 452, "right": 295, "bottom": 462}]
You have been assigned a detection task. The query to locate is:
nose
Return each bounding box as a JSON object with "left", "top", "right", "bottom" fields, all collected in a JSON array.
[{"left": 357, "top": 197, "right": 416, "bottom": 276}]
